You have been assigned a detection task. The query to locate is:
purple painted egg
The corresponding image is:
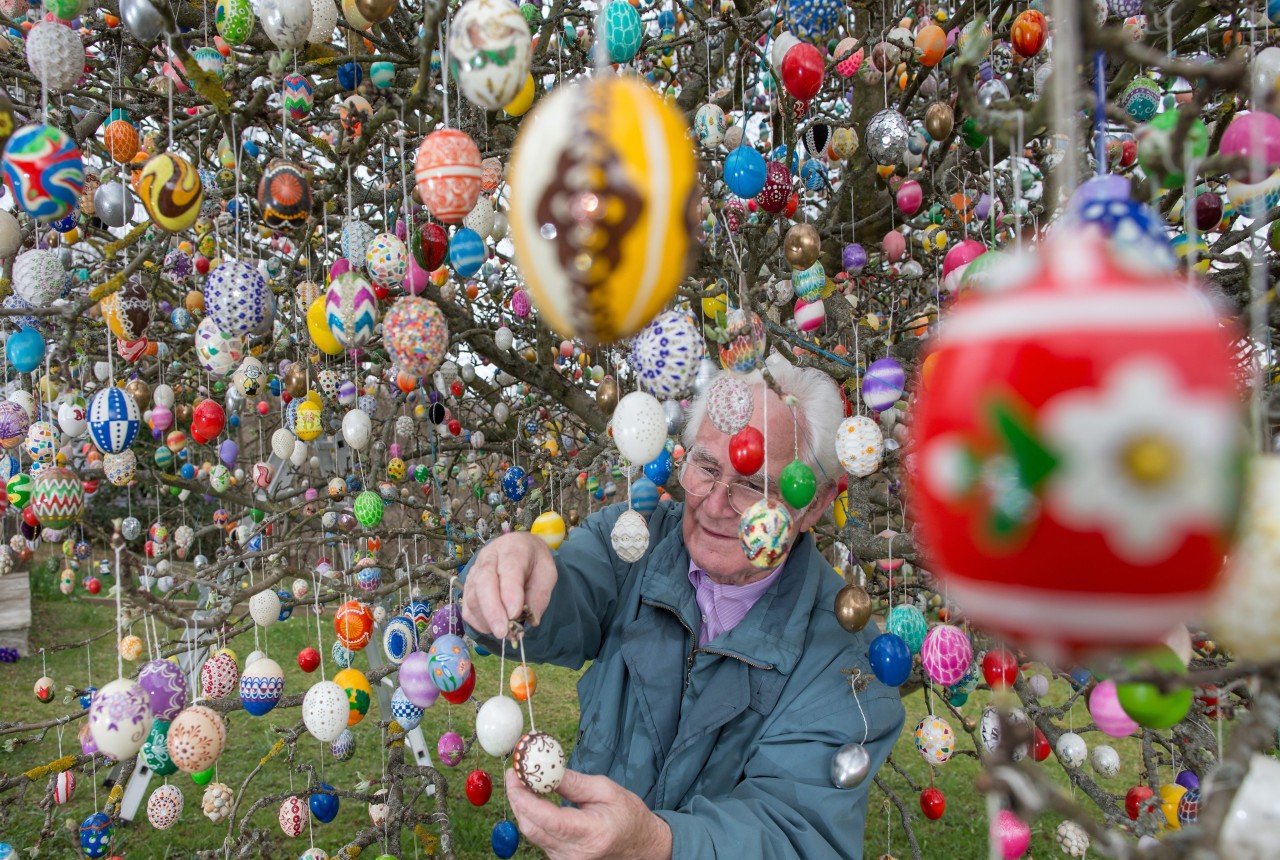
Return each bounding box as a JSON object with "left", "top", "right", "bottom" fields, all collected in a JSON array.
[
  {"left": 399, "top": 651, "right": 440, "bottom": 709},
  {"left": 437, "top": 730, "right": 465, "bottom": 766},
  {"left": 429, "top": 603, "right": 462, "bottom": 639},
  {"left": 862, "top": 358, "right": 906, "bottom": 413},
  {"left": 842, "top": 243, "right": 867, "bottom": 273},
  {"left": 137, "top": 659, "right": 188, "bottom": 721}
]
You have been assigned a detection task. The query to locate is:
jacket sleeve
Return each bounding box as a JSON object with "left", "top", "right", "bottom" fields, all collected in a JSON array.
[
  {"left": 653, "top": 686, "right": 906, "bottom": 860},
  {"left": 461, "top": 502, "right": 637, "bottom": 670}
]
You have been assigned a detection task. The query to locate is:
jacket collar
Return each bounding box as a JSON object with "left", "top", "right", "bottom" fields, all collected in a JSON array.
[{"left": 639, "top": 504, "right": 817, "bottom": 676}]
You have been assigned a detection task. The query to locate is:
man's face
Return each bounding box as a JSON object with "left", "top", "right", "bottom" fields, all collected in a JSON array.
[{"left": 681, "top": 387, "right": 835, "bottom": 585}]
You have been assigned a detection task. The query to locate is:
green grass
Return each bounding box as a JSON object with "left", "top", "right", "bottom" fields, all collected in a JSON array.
[{"left": 0, "top": 597, "right": 1153, "bottom": 859}]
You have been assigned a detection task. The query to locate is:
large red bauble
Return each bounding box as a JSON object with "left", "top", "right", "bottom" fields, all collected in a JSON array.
[
  {"left": 297, "top": 647, "right": 320, "bottom": 673},
  {"left": 190, "top": 399, "right": 226, "bottom": 444},
  {"left": 780, "top": 43, "right": 824, "bottom": 101},
  {"left": 440, "top": 666, "right": 476, "bottom": 704},
  {"left": 728, "top": 427, "right": 765, "bottom": 476},
  {"left": 981, "top": 649, "right": 1018, "bottom": 690},
  {"left": 465, "top": 769, "right": 493, "bottom": 806},
  {"left": 920, "top": 787, "right": 945, "bottom": 820},
  {"left": 1010, "top": 9, "right": 1047, "bottom": 58},
  {"left": 909, "top": 236, "right": 1245, "bottom": 660},
  {"left": 1125, "top": 785, "right": 1155, "bottom": 820}
]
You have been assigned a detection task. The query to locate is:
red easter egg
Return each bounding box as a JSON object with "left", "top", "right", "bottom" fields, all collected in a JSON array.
[
  {"left": 1126, "top": 785, "right": 1155, "bottom": 820},
  {"left": 728, "top": 427, "right": 765, "bottom": 475},
  {"left": 448, "top": 419, "right": 462, "bottom": 436},
  {"left": 1010, "top": 9, "right": 1047, "bottom": 58},
  {"left": 334, "top": 600, "right": 374, "bottom": 650},
  {"left": 908, "top": 236, "right": 1245, "bottom": 660},
  {"left": 920, "top": 787, "right": 946, "bottom": 820},
  {"left": 465, "top": 769, "right": 493, "bottom": 806},
  {"left": 86, "top": 576, "right": 101, "bottom": 594},
  {"left": 1031, "top": 727, "right": 1050, "bottom": 762},
  {"left": 297, "top": 647, "right": 320, "bottom": 673},
  {"left": 440, "top": 666, "right": 476, "bottom": 704},
  {"left": 981, "top": 648, "right": 1018, "bottom": 690},
  {"left": 190, "top": 398, "right": 226, "bottom": 444},
  {"left": 896, "top": 179, "right": 923, "bottom": 215},
  {"left": 755, "top": 162, "right": 792, "bottom": 214},
  {"left": 781, "top": 42, "right": 824, "bottom": 101}
]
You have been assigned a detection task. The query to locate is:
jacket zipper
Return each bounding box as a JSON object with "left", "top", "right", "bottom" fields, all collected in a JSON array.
[{"left": 640, "top": 597, "right": 775, "bottom": 692}]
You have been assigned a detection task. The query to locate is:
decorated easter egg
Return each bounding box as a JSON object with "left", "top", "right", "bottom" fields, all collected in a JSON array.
[
  {"left": 512, "top": 730, "right": 565, "bottom": 794},
  {"left": 920, "top": 625, "right": 972, "bottom": 687},
  {"left": 87, "top": 387, "right": 140, "bottom": 455},
  {"left": 167, "top": 705, "right": 226, "bottom": 773},
  {"left": 835, "top": 415, "right": 883, "bottom": 478},
  {"left": 705, "top": 374, "right": 753, "bottom": 435},
  {"left": 611, "top": 391, "right": 667, "bottom": 465},
  {"left": 694, "top": 104, "right": 726, "bottom": 148},
  {"left": 302, "top": 680, "right": 348, "bottom": 742},
  {"left": 2, "top": 124, "right": 84, "bottom": 222},
  {"left": 509, "top": 76, "right": 697, "bottom": 344},
  {"left": 427, "top": 634, "right": 473, "bottom": 693},
  {"left": 390, "top": 686, "right": 424, "bottom": 730},
  {"left": 25, "top": 421, "right": 59, "bottom": 464},
  {"left": 282, "top": 73, "right": 314, "bottom": 118},
  {"left": 863, "top": 358, "right": 905, "bottom": 412},
  {"left": 885, "top": 604, "right": 928, "bottom": 654},
  {"left": 449, "top": 227, "right": 485, "bottom": 277},
  {"left": 530, "top": 511, "right": 567, "bottom": 548},
  {"left": 738, "top": 499, "right": 794, "bottom": 569},
  {"left": 138, "top": 153, "right": 203, "bottom": 233},
  {"left": 258, "top": 160, "right": 311, "bottom": 230},
  {"left": 334, "top": 600, "right": 374, "bottom": 650},
  {"left": 102, "top": 280, "right": 153, "bottom": 342},
  {"left": 0, "top": 404, "right": 30, "bottom": 452},
  {"left": 12, "top": 249, "right": 66, "bottom": 305},
  {"left": 26, "top": 21, "right": 86, "bottom": 92},
  {"left": 239, "top": 658, "right": 285, "bottom": 716},
  {"left": 914, "top": 715, "right": 955, "bottom": 765},
  {"left": 278, "top": 795, "right": 306, "bottom": 837},
  {"left": 31, "top": 466, "right": 84, "bottom": 529},
  {"left": 632, "top": 311, "right": 702, "bottom": 399},
  {"left": 215, "top": 0, "right": 255, "bottom": 44},
  {"left": 146, "top": 783, "right": 183, "bottom": 830},
  {"left": 89, "top": 677, "right": 153, "bottom": 760},
  {"left": 141, "top": 719, "right": 178, "bottom": 775},
  {"left": 785, "top": 0, "right": 839, "bottom": 42},
  {"left": 414, "top": 129, "right": 482, "bottom": 224},
  {"left": 79, "top": 812, "right": 112, "bottom": 858},
  {"left": 325, "top": 271, "right": 379, "bottom": 347},
  {"left": 204, "top": 258, "right": 275, "bottom": 337},
  {"left": 384, "top": 296, "right": 449, "bottom": 377},
  {"left": 332, "top": 668, "right": 371, "bottom": 726},
  {"left": 381, "top": 615, "right": 417, "bottom": 665},
  {"left": 909, "top": 236, "right": 1245, "bottom": 658},
  {"left": 54, "top": 769, "right": 75, "bottom": 804},
  {"left": 449, "top": 0, "right": 532, "bottom": 110},
  {"left": 200, "top": 651, "right": 239, "bottom": 699},
  {"left": 260, "top": 0, "right": 313, "bottom": 49},
  {"left": 194, "top": 317, "right": 244, "bottom": 377},
  {"left": 629, "top": 478, "right": 660, "bottom": 514},
  {"left": 603, "top": 0, "right": 642, "bottom": 62},
  {"left": 438, "top": 730, "right": 466, "bottom": 766},
  {"left": 8, "top": 473, "right": 33, "bottom": 509},
  {"left": 366, "top": 232, "right": 408, "bottom": 286}
]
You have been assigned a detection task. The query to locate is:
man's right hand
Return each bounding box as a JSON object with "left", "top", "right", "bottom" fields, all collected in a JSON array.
[{"left": 461, "top": 531, "right": 558, "bottom": 640}]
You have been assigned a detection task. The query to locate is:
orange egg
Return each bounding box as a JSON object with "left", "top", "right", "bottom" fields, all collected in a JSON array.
[
  {"left": 510, "top": 665, "right": 537, "bottom": 701},
  {"left": 466, "top": 283, "right": 479, "bottom": 301},
  {"left": 915, "top": 24, "right": 945, "bottom": 66},
  {"left": 396, "top": 371, "right": 417, "bottom": 393},
  {"left": 103, "top": 13, "right": 119, "bottom": 26}
]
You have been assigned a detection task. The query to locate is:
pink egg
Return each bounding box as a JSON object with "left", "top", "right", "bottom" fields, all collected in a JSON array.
[
  {"left": 883, "top": 230, "right": 906, "bottom": 262},
  {"left": 896, "top": 180, "right": 923, "bottom": 215},
  {"left": 330, "top": 258, "right": 352, "bottom": 280},
  {"left": 991, "top": 809, "right": 1030, "bottom": 859},
  {"left": 794, "top": 298, "right": 825, "bottom": 332},
  {"left": 1089, "top": 680, "right": 1139, "bottom": 738},
  {"left": 1218, "top": 112, "right": 1280, "bottom": 179},
  {"left": 402, "top": 254, "right": 429, "bottom": 295},
  {"left": 942, "top": 238, "right": 986, "bottom": 280}
]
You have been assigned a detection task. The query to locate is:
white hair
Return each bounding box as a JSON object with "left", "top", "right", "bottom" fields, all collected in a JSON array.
[{"left": 683, "top": 352, "right": 845, "bottom": 486}]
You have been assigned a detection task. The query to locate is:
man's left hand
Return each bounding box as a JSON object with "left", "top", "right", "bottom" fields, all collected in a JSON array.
[{"left": 505, "top": 768, "right": 673, "bottom": 860}]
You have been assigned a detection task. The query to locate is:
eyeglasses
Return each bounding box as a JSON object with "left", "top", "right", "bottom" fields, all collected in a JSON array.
[{"left": 678, "top": 459, "right": 766, "bottom": 516}]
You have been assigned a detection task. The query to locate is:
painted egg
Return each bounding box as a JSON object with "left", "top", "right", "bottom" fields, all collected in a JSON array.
[
  {"left": 258, "top": 160, "right": 311, "bottom": 230},
  {"left": 204, "top": 258, "right": 275, "bottom": 337},
  {"left": 449, "top": 0, "right": 532, "bottom": 110},
  {"left": 791, "top": 261, "right": 825, "bottom": 303},
  {"left": 914, "top": 715, "right": 955, "bottom": 765},
  {"left": 138, "top": 153, "right": 203, "bottom": 233},
  {"left": 302, "top": 680, "right": 348, "bottom": 742},
  {"left": 282, "top": 72, "right": 314, "bottom": 118},
  {"left": 2, "top": 123, "right": 84, "bottom": 223},
  {"left": 512, "top": 730, "right": 565, "bottom": 794},
  {"left": 427, "top": 634, "right": 473, "bottom": 693},
  {"left": 785, "top": 0, "right": 839, "bottom": 43},
  {"left": 239, "top": 658, "right": 285, "bottom": 716},
  {"left": 25, "top": 421, "right": 60, "bottom": 464},
  {"left": 863, "top": 358, "right": 905, "bottom": 412},
  {"left": 794, "top": 297, "right": 825, "bottom": 331},
  {"left": 12, "top": 249, "right": 65, "bottom": 306},
  {"left": 147, "top": 783, "right": 184, "bottom": 830},
  {"left": 738, "top": 499, "right": 793, "bottom": 569},
  {"left": 530, "top": 511, "right": 567, "bottom": 548},
  {"left": 390, "top": 686, "right": 424, "bottom": 730},
  {"left": 87, "top": 387, "right": 140, "bottom": 455},
  {"left": 909, "top": 236, "right": 1245, "bottom": 657},
  {"left": 979, "top": 706, "right": 1029, "bottom": 761},
  {"left": 382, "top": 614, "right": 418, "bottom": 665},
  {"left": 449, "top": 226, "right": 485, "bottom": 277},
  {"left": 476, "top": 695, "right": 523, "bottom": 757},
  {"left": 603, "top": 0, "right": 642, "bottom": 62},
  {"left": 437, "top": 730, "right": 466, "bottom": 766},
  {"left": 309, "top": 783, "right": 339, "bottom": 824},
  {"left": 88, "top": 677, "right": 153, "bottom": 760},
  {"left": 54, "top": 769, "right": 75, "bottom": 804},
  {"left": 79, "top": 811, "right": 112, "bottom": 858},
  {"left": 331, "top": 728, "right": 356, "bottom": 761},
  {"left": 278, "top": 795, "right": 306, "bottom": 837},
  {"left": 920, "top": 625, "right": 972, "bottom": 687},
  {"left": 200, "top": 651, "right": 239, "bottom": 699},
  {"left": 141, "top": 719, "right": 177, "bottom": 776},
  {"left": 694, "top": 104, "right": 726, "bottom": 148},
  {"left": 215, "top": 0, "right": 255, "bottom": 45},
  {"left": 6, "top": 473, "right": 32, "bottom": 508},
  {"left": 103, "top": 119, "right": 139, "bottom": 163},
  {"left": 885, "top": 604, "right": 927, "bottom": 654},
  {"left": 508, "top": 77, "right": 696, "bottom": 344},
  {"left": 1056, "top": 731, "right": 1088, "bottom": 768},
  {"left": 102, "top": 279, "right": 153, "bottom": 342},
  {"left": 366, "top": 232, "right": 408, "bottom": 286},
  {"left": 835, "top": 415, "right": 883, "bottom": 478},
  {"left": 632, "top": 311, "right": 701, "bottom": 399},
  {"left": 167, "top": 705, "right": 226, "bottom": 773},
  {"left": 415, "top": 129, "right": 482, "bottom": 224},
  {"left": 384, "top": 296, "right": 449, "bottom": 378},
  {"left": 31, "top": 466, "right": 84, "bottom": 529},
  {"left": 194, "top": 317, "right": 244, "bottom": 377},
  {"left": 334, "top": 600, "right": 374, "bottom": 650},
  {"left": 325, "top": 271, "right": 379, "bottom": 347},
  {"left": 294, "top": 400, "right": 322, "bottom": 441}
]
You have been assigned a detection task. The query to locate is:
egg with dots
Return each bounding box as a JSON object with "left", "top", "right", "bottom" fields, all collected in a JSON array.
[{"left": 334, "top": 600, "right": 374, "bottom": 651}]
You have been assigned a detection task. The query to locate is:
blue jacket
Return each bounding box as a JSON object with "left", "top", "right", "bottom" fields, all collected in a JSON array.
[{"left": 466, "top": 501, "right": 905, "bottom": 860}]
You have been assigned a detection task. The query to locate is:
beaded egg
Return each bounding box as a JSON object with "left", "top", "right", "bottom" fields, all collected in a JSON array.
[
  {"left": 384, "top": 296, "right": 449, "bottom": 378},
  {"left": 448, "top": 0, "right": 532, "bottom": 110},
  {"left": 147, "top": 783, "right": 183, "bottom": 830},
  {"left": 102, "top": 279, "right": 153, "bottom": 342},
  {"left": 415, "top": 129, "right": 482, "bottom": 224},
  {"left": 12, "top": 249, "right": 65, "bottom": 306},
  {"left": 26, "top": 20, "right": 85, "bottom": 92},
  {"left": 204, "top": 258, "right": 275, "bottom": 337},
  {"left": 138, "top": 153, "right": 203, "bottom": 233},
  {"left": 632, "top": 311, "right": 702, "bottom": 399},
  {"left": 2, "top": 123, "right": 84, "bottom": 222},
  {"left": 325, "top": 271, "right": 379, "bottom": 347},
  {"left": 913, "top": 715, "right": 955, "bottom": 765}
]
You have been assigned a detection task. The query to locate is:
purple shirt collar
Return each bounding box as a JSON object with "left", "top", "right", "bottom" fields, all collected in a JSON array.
[{"left": 688, "top": 559, "right": 785, "bottom": 647}]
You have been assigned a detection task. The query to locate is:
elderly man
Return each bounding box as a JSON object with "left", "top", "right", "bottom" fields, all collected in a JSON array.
[{"left": 462, "top": 353, "right": 905, "bottom": 860}]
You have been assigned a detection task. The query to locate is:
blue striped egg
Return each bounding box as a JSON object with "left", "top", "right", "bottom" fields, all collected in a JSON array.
[{"left": 449, "top": 227, "right": 485, "bottom": 278}]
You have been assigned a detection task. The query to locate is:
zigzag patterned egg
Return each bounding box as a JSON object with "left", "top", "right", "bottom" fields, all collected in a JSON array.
[
  {"left": 239, "top": 657, "right": 285, "bottom": 716},
  {"left": 138, "top": 153, "right": 203, "bottom": 233},
  {"left": 258, "top": 160, "right": 311, "bottom": 230},
  {"left": 31, "top": 466, "right": 84, "bottom": 529},
  {"left": 282, "top": 72, "right": 314, "bottom": 118},
  {"left": 325, "top": 271, "right": 379, "bottom": 347}
]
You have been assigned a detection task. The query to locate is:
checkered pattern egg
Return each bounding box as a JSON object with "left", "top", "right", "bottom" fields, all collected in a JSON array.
[
  {"left": 381, "top": 615, "right": 417, "bottom": 665},
  {"left": 167, "top": 705, "right": 226, "bottom": 773},
  {"left": 2, "top": 123, "right": 84, "bottom": 222},
  {"left": 509, "top": 77, "right": 696, "bottom": 344},
  {"left": 835, "top": 415, "right": 883, "bottom": 478},
  {"left": 26, "top": 20, "right": 85, "bottom": 92},
  {"left": 366, "top": 232, "right": 408, "bottom": 286},
  {"left": 146, "top": 783, "right": 183, "bottom": 830},
  {"left": 138, "top": 153, "right": 203, "bottom": 233},
  {"left": 282, "top": 73, "right": 314, "bottom": 118},
  {"left": 258, "top": 160, "right": 311, "bottom": 230},
  {"left": 204, "top": 258, "right": 274, "bottom": 337},
  {"left": 390, "top": 686, "right": 424, "bottom": 730},
  {"left": 194, "top": 317, "right": 244, "bottom": 377},
  {"left": 239, "top": 658, "right": 285, "bottom": 716},
  {"left": 449, "top": 0, "right": 532, "bottom": 110},
  {"left": 25, "top": 421, "right": 59, "bottom": 463},
  {"left": 12, "top": 249, "right": 66, "bottom": 306},
  {"left": 102, "top": 279, "right": 152, "bottom": 342},
  {"left": 415, "top": 130, "right": 482, "bottom": 224},
  {"left": 427, "top": 634, "right": 473, "bottom": 693},
  {"left": 342, "top": 219, "right": 375, "bottom": 268},
  {"left": 705, "top": 373, "right": 753, "bottom": 435},
  {"left": 200, "top": 652, "right": 239, "bottom": 699},
  {"left": 31, "top": 466, "right": 84, "bottom": 529},
  {"left": 913, "top": 715, "right": 955, "bottom": 765},
  {"left": 920, "top": 625, "right": 972, "bottom": 687},
  {"left": 632, "top": 311, "right": 701, "bottom": 399},
  {"left": 738, "top": 499, "right": 793, "bottom": 569},
  {"left": 88, "top": 387, "right": 140, "bottom": 454},
  {"left": 326, "top": 271, "right": 379, "bottom": 347},
  {"left": 278, "top": 796, "right": 306, "bottom": 837},
  {"left": 384, "top": 296, "right": 449, "bottom": 378}
]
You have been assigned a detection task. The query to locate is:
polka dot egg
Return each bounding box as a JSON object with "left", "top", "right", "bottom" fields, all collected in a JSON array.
[
  {"left": 835, "top": 415, "right": 884, "bottom": 478},
  {"left": 914, "top": 714, "right": 955, "bottom": 765}
]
